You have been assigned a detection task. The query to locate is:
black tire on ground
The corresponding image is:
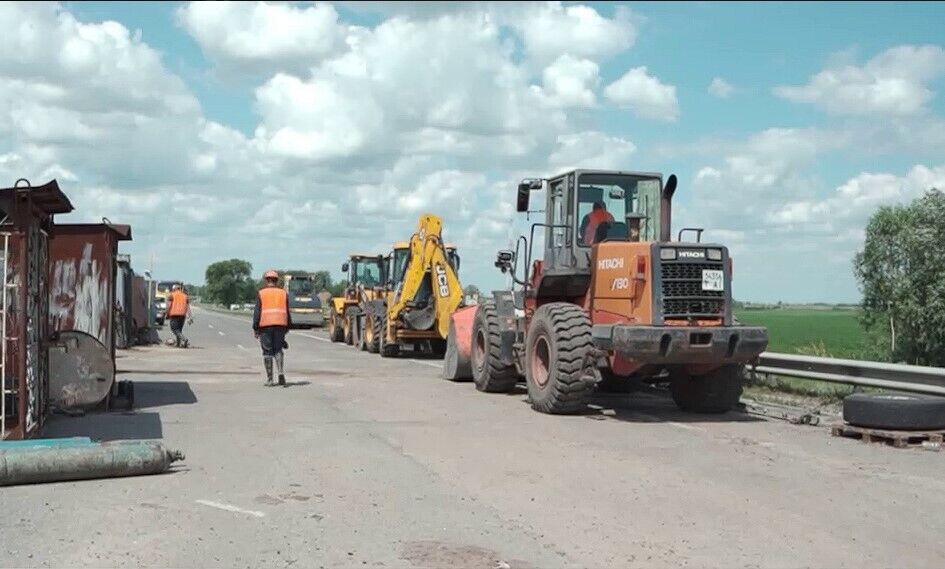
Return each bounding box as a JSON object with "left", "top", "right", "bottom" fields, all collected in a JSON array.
[
  {"left": 344, "top": 307, "right": 357, "bottom": 345},
  {"left": 430, "top": 339, "right": 448, "bottom": 358},
  {"left": 357, "top": 315, "right": 368, "bottom": 351},
  {"left": 843, "top": 393, "right": 945, "bottom": 430},
  {"left": 328, "top": 310, "right": 344, "bottom": 343},
  {"left": 524, "top": 302, "right": 593, "bottom": 414},
  {"left": 365, "top": 314, "right": 381, "bottom": 354},
  {"left": 471, "top": 301, "right": 518, "bottom": 393},
  {"left": 670, "top": 364, "right": 743, "bottom": 414},
  {"left": 379, "top": 313, "right": 400, "bottom": 358}
]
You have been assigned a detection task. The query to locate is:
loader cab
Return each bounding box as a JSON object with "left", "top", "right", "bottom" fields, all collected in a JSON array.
[
  {"left": 387, "top": 243, "right": 410, "bottom": 288},
  {"left": 344, "top": 255, "right": 385, "bottom": 289},
  {"left": 511, "top": 169, "right": 670, "bottom": 298}
]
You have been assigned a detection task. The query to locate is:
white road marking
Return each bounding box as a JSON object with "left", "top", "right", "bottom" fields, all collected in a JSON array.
[
  {"left": 410, "top": 359, "right": 444, "bottom": 369},
  {"left": 637, "top": 414, "right": 707, "bottom": 433},
  {"left": 237, "top": 344, "right": 248, "bottom": 351},
  {"left": 208, "top": 324, "right": 214, "bottom": 329},
  {"left": 195, "top": 500, "right": 265, "bottom": 518},
  {"left": 298, "top": 333, "right": 329, "bottom": 343},
  {"left": 218, "top": 331, "right": 225, "bottom": 336},
  {"left": 667, "top": 422, "right": 705, "bottom": 433}
]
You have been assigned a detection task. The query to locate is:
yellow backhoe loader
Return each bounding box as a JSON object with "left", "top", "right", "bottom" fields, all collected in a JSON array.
[{"left": 361, "top": 214, "right": 463, "bottom": 357}]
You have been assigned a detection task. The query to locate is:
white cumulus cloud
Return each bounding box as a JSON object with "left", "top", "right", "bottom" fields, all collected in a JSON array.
[
  {"left": 774, "top": 44, "right": 945, "bottom": 116},
  {"left": 708, "top": 77, "right": 734, "bottom": 98},
  {"left": 604, "top": 66, "right": 679, "bottom": 121}
]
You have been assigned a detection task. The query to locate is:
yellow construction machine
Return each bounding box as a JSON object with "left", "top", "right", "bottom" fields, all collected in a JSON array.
[
  {"left": 327, "top": 254, "right": 385, "bottom": 344},
  {"left": 360, "top": 214, "right": 463, "bottom": 357}
]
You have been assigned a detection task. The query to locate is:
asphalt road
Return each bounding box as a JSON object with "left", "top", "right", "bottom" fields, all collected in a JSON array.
[{"left": 3, "top": 307, "right": 945, "bottom": 568}]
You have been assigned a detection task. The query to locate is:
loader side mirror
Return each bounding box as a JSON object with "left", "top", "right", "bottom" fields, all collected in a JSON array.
[
  {"left": 495, "top": 250, "right": 514, "bottom": 273},
  {"left": 341, "top": 262, "right": 349, "bottom": 273},
  {"left": 517, "top": 183, "right": 530, "bottom": 212}
]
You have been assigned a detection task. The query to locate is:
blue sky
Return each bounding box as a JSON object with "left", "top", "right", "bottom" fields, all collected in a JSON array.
[{"left": 6, "top": 2, "right": 945, "bottom": 302}]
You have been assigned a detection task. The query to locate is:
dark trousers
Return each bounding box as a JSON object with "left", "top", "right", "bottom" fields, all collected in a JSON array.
[
  {"left": 169, "top": 316, "right": 187, "bottom": 345},
  {"left": 258, "top": 326, "right": 287, "bottom": 356}
]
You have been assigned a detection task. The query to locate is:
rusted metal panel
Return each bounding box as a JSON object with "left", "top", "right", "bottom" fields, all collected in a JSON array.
[
  {"left": 0, "top": 179, "right": 73, "bottom": 440},
  {"left": 48, "top": 224, "right": 132, "bottom": 359},
  {"left": 132, "top": 275, "right": 148, "bottom": 333}
]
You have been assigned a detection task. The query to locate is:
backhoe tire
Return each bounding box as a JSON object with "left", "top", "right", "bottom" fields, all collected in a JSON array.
[
  {"left": 843, "top": 393, "right": 945, "bottom": 430},
  {"left": 471, "top": 301, "right": 518, "bottom": 393},
  {"left": 357, "top": 315, "right": 368, "bottom": 351},
  {"left": 344, "top": 307, "right": 357, "bottom": 346},
  {"left": 365, "top": 314, "right": 380, "bottom": 354},
  {"left": 670, "top": 364, "right": 743, "bottom": 414},
  {"left": 430, "top": 339, "right": 448, "bottom": 358},
  {"left": 328, "top": 310, "right": 344, "bottom": 343},
  {"left": 524, "top": 303, "right": 593, "bottom": 414},
  {"left": 379, "top": 313, "right": 400, "bottom": 358}
]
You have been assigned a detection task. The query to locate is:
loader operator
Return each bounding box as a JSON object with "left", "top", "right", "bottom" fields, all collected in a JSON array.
[
  {"left": 253, "top": 270, "right": 292, "bottom": 387},
  {"left": 166, "top": 284, "right": 192, "bottom": 348},
  {"left": 580, "top": 201, "right": 615, "bottom": 245}
]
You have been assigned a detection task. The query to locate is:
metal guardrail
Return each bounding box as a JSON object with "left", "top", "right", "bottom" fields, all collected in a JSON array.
[{"left": 751, "top": 352, "right": 945, "bottom": 396}]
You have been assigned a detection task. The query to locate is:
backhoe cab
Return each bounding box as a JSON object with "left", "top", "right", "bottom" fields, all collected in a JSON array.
[
  {"left": 328, "top": 254, "right": 385, "bottom": 344},
  {"left": 449, "top": 168, "right": 768, "bottom": 415}
]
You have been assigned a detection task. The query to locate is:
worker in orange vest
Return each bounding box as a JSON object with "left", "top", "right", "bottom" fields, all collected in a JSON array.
[
  {"left": 580, "top": 201, "right": 615, "bottom": 246},
  {"left": 253, "top": 270, "right": 292, "bottom": 387},
  {"left": 166, "top": 284, "right": 192, "bottom": 348}
]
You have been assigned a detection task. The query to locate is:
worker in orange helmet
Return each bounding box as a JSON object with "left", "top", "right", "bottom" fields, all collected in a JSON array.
[
  {"left": 253, "top": 270, "right": 292, "bottom": 387},
  {"left": 166, "top": 284, "right": 192, "bottom": 348}
]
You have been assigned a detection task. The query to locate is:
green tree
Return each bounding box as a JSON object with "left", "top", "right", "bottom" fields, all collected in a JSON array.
[
  {"left": 311, "top": 270, "right": 332, "bottom": 292},
  {"left": 205, "top": 259, "right": 255, "bottom": 306},
  {"left": 854, "top": 189, "right": 945, "bottom": 365},
  {"left": 463, "top": 284, "right": 481, "bottom": 297}
]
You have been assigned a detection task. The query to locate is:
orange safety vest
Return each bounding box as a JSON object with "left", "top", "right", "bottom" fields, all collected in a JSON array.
[
  {"left": 168, "top": 291, "right": 189, "bottom": 317},
  {"left": 583, "top": 208, "right": 614, "bottom": 245},
  {"left": 258, "top": 287, "right": 289, "bottom": 327}
]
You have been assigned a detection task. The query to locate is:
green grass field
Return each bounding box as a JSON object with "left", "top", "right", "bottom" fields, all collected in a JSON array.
[
  {"left": 735, "top": 308, "right": 869, "bottom": 401},
  {"left": 735, "top": 308, "right": 866, "bottom": 359}
]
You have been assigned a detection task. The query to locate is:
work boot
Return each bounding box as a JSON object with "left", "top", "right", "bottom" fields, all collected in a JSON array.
[
  {"left": 278, "top": 374, "right": 286, "bottom": 387},
  {"left": 264, "top": 356, "right": 274, "bottom": 386}
]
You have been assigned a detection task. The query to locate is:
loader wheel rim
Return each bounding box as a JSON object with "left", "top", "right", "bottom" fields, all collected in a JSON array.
[
  {"left": 475, "top": 329, "right": 486, "bottom": 372},
  {"left": 532, "top": 335, "right": 550, "bottom": 387}
]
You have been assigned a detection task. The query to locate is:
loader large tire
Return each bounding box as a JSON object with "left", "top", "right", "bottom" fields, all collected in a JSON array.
[
  {"left": 670, "top": 364, "right": 743, "bottom": 414},
  {"left": 365, "top": 314, "right": 380, "bottom": 354},
  {"left": 344, "top": 307, "right": 357, "bottom": 346},
  {"left": 328, "top": 310, "right": 344, "bottom": 343},
  {"left": 379, "top": 313, "right": 400, "bottom": 358},
  {"left": 524, "top": 303, "right": 593, "bottom": 414},
  {"left": 471, "top": 301, "right": 518, "bottom": 393}
]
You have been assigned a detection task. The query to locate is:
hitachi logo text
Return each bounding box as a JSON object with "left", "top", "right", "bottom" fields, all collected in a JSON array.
[
  {"left": 679, "top": 250, "right": 705, "bottom": 259},
  {"left": 598, "top": 258, "right": 624, "bottom": 270}
]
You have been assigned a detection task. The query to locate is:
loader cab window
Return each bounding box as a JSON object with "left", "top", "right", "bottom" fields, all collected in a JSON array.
[
  {"left": 576, "top": 173, "right": 661, "bottom": 246},
  {"left": 391, "top": 249, "right": 410, "bottom": 286},
  {"left": 352, "top": 259, "right": 383, "bottom": 287}
]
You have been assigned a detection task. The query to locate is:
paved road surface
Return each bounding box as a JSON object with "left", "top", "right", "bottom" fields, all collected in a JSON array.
[{"left": 3, "top": 307, "right": 944, "bottom": 568}]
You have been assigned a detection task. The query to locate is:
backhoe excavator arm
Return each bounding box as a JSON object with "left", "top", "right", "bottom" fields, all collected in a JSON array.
[{"left": 388, "top": 213, "right": 464, "bottom": 338}]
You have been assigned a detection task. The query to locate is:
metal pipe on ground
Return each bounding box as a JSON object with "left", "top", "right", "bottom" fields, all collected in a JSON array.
[{"left": 0, "top": 440, "right": 184, "bottom": 486}]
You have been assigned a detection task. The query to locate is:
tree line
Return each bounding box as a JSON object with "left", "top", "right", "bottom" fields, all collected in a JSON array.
[{"left": 201, "top": 259, "right": 349, "bottom": 307}]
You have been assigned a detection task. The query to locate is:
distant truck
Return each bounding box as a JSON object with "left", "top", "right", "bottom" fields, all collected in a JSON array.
[{"left": 283, "top": 274, "right": 325, "bottom": 328}]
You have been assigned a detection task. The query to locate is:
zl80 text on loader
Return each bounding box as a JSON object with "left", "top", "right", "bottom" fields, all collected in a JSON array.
[{"left": 446, "top": 169, "right": 768, "bottom": 414}]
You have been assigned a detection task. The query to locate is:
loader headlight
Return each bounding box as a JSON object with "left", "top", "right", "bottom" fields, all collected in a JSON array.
[
  {"left": 660, "top": 248, "right": 677, "bottom": 261},
  {"left": 707, "top": 248, "right": 723, "bottom": 261}
]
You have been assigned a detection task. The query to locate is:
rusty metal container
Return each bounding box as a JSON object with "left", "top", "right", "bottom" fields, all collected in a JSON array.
[
  {"left": 48, "top": 222, "right": 132, "bottom": 363},
  {"left": 0, "top": 179, "right": 74, "bottom": 441},
  {"left": 132, "top": 275, "right": 149, "bottom": 337}
]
